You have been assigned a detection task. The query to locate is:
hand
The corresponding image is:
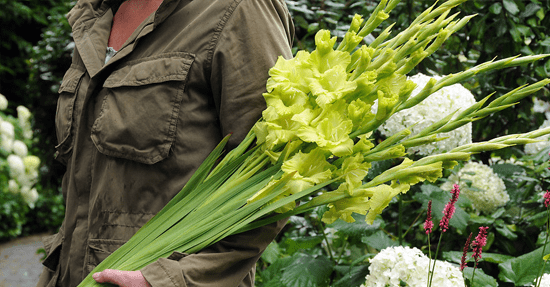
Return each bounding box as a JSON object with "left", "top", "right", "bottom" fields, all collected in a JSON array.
[{"left": 92, "top": 269, "right": 152, "bottom": 287}]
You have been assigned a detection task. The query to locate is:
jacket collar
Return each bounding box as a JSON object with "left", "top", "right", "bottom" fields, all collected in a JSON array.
[{"left": 67, "top": 0, "right": 184, "bottom": 77}]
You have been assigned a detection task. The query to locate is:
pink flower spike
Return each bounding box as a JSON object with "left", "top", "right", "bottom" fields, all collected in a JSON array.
[
  {"left": 472, "top": 226, "right": 489, "bottom": 266},
  {"left": 544, "top": 190, "right": 550, "bottom": 208},
  {"left": 439, "top": 184, "right": 461, "bottom": 232},
  {"left": 460, "top": 232, "right": 473, "bottom": 271},
  {"left": 424, "top": 200, "right": 434, "bottom": 234}
]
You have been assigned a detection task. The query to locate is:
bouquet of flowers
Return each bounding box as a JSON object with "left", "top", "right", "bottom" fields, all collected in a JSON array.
[{"left": 79, "top": 0, "right": 550, "bottom": 285}]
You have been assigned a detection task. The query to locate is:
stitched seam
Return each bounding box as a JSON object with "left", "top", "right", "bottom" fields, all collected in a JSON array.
[
  {"left": 159, "top": 259, "right": 179, "bottom": 287},
  {"left": 100, "top": 224, "right": 142, "bottom": 228},
  {"left": 205, "top": 0, "right": 244, "bottom": 73},
  {"left": 101, "top": 210, "right": 156, "bottom": 215}
]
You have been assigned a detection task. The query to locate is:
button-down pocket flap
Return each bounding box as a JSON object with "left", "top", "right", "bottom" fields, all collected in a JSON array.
[
  {"left": 92, "top": 53, "right": 195, "bottom": 165},
  {"left": 58, "top": 66, "right": 85, "bottom": 93},
  {"left": 103, "top": 52, "right": 194, "bottom": 88}
]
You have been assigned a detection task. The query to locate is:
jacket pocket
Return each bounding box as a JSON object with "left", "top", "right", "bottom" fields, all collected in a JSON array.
[
  {"left": 91, "top": 52, "right": 195, "bottom": 165},
  {"left": 55, "top": 65, "right": 85, "bottom": 165},
  {"left": 86, "top": 239, "right": 126, "bottom": 274},
  {"left": 41, "top": 232, "right": 64, "bottom": 272}
]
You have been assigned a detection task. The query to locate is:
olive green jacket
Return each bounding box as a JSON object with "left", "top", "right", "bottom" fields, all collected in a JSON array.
[{"left": 37, "top": 0, "right": 294, "bottom": 286}]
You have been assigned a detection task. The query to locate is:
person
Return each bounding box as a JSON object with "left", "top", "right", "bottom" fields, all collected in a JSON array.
[{"left": 36, "top": 0, "right": 294, "bottom": 286}]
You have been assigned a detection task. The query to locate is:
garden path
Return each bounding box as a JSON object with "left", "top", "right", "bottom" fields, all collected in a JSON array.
[{"left": 0, "top": 233, "right": 48, "bottom": 287}]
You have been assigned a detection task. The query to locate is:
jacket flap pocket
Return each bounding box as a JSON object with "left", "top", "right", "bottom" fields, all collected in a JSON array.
[
  {"left": 103, "top": 52, "right": 194, "bottom": 88},
  {"left": 42, "top": 232, "right": 64, "bottom": 271},
  {"left": 58, "top": 65, "right": 86, "bottom": 93},
  {"left": 87, "top": 239, "right": 126, "bottom": 273}
]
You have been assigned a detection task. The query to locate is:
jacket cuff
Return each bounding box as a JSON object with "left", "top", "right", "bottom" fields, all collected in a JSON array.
[{"left": 141, "top": 255, "right": 187, "bottom": 287}]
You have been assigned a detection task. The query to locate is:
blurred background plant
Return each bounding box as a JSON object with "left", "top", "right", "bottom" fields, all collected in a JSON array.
[{"left": 1, "top": 0, "right": 550, "bottom": 285}]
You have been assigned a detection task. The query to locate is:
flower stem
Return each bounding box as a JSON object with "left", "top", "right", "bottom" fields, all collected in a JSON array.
[
  {"left": 426, "top": 232, "right": 432, "bottom": 287},
  {"left": 428, "top": 232, "right": 444, "bottom": 286},
  {"left": 535, "top": 207, "right": 550, "bottom": 287}
]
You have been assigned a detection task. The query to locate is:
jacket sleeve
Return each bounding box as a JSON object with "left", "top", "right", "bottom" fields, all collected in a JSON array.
[{"left": 140, "top": 1, "right": 294, "bottom": 286}]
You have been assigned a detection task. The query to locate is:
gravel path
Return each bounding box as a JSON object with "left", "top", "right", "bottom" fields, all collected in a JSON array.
[{"left": 0, "top": 233, "right": 49, "bottom": 287}]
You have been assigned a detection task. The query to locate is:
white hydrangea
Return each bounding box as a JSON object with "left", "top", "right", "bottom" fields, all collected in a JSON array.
[
  {"left": 1, "top": 99, "right": 40, "bottom": 207},
  {"left": 442, "top": 162, "right": 509, "bottom": 214},
  {"left": 20, "top": 186, "right": 39, "bottom": 209},
  {"left": 361, "top": 246, "right": 465, "bottom": 287},
  {"left": 12, "top": 140, "right": 28, "bottom": 157},
  {"left": 0, "top": 94, "right": 7, "bottom": 110},
  {"left": 17, "top": 105, "right": 33, "bottom": 140},
  {"left": 524, "top": 117, "right": 550, "bottom": 155},
  {"left": 533, "top": 97, "right": 550, "bottom": 114},
  {"left": 7, "top": 154, "right": 25, "bottom": 176},
  {"left": 8, "top": 179, "right": 19, "bottom": 193},
  {"left": 0, "top": 120, "right": 15, "bottom": 138},
  {"left": 378, "top": 73, "right": 476, "bottom": 156},
  {"left": 531, "top": 273, "right": 550, "bottom": 287}
]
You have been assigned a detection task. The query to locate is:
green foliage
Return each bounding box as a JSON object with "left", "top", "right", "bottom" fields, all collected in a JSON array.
[
  {"left": 0, "top": 0, "right": 67, "bottom": 104},
  {"left": 498, "top": 243, "right": 550, "bottom": 285},
  {"left": 0, "top": 0, "right": 72, "bottom": 241},
  {"left": 0, "top": 190, "right": 29, "bottom": 240},
  {"left": 26, "top": 0, "right": 75, "bottom": 190}
]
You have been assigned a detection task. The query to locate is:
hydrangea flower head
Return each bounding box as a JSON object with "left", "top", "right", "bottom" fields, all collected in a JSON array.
[
  {"left": 378, "top": 73, "right": 476, "bottom": 155},
  {"left": 442, "top": 162, "right": 509, "bottom": 214},
  {"left": 361, "top": 246, "right": 465, "bottom": 287},
  {"left": 531, "top": 273, "right": 550, "bottom": 287},
  {"left": 524, "top": 117, "right": 550, "bottom": 155},
  {"left": 0, "top": 94, "right": 7, "bottom": 110}
]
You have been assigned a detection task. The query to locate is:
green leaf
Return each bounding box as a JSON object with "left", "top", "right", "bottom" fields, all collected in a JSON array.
[
  {"left": 281, "top": 253, "right": 334, "bottom": 287},
  {"left": 258, "top": 256, "right": 296, "bottom": 286},
  {"left": 540, "top": 38, "right": 550, "bottom": 47},
  {"left": 282, "top": 236, "right": 324, "bottom": 255},
  {"left": 361, "top": 230, "right": 397, "bottom": 251},
  {"left": 463, "top": 267, "right": 498, "bottom": 287},
  {"left": 489, "top": 3, "right": 502, "bottom": 15},
  {"left": 261, "top": 242, "right": 282, "bottom": 265},
  {"left": 443, "top": 251, "right": 514, "bottom": 264},
  {"left": 502, "top": 0, "right": 520, "bottom": 15},
  {"left": 519, "top": 3, "right": 541, "bottom": 19},
  {"left": 332, "top": 265, "right": 370, "bottom": 287},
  {"left": 498, "top": 243, "right": 550, "bottom": 285},
  {"left": 328, "top": 214, "right": 384, "bottom": 238}
]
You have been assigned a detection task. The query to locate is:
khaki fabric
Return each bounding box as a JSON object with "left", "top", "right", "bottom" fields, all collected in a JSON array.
[{"left": 37, "top": 0, "right": 294, "bottom": 286}]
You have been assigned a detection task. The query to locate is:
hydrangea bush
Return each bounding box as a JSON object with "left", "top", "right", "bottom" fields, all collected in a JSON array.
[
  {"left": 525, "top": 117, "right": 550, "bottom": 155},
  {"left": 377, "top": 73, "right": 476, "bottom": 156},
  {"left": 442, "top": 161, "right": 509, "bottom": 214},
  {"left": 361, "top": 246, "right": 465, "bottom": 287},
  {"left": 0, "top": 93, "right": 41, "bottom": 239}
]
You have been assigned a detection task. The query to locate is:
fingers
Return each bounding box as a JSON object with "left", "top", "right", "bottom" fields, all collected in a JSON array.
[{"left": 92, "top": 269, "right": 151, "bottom": 287}]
